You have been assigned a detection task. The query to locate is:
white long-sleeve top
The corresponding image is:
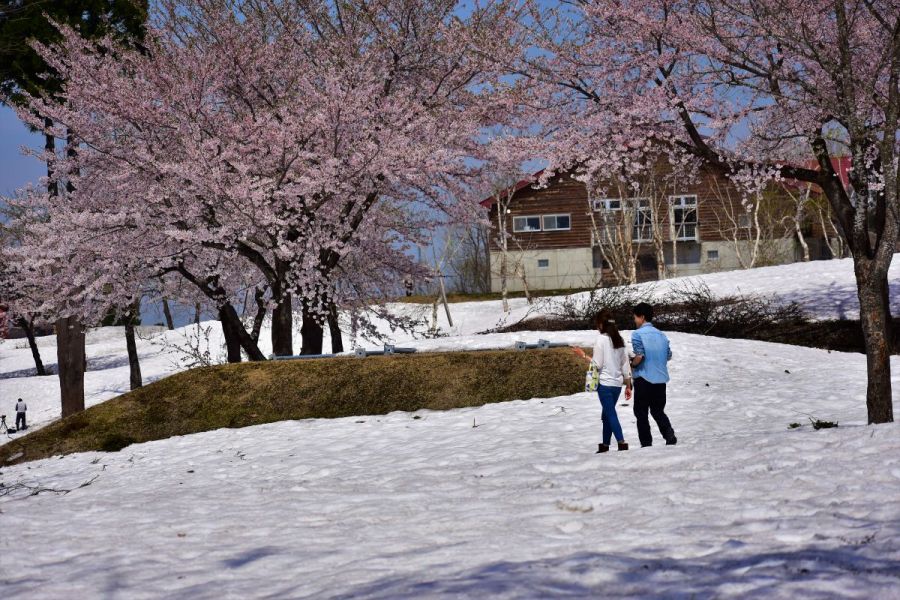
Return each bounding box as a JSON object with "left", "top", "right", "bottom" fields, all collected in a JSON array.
[{"left": 591, "top": 333, "right": 632, "bottom": 387}]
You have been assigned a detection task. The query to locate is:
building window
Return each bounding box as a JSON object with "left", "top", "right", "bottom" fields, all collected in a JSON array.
[
  {"left": 664, "top": 241, "right": 701, "bottom": 265},
  {"left": 637, "top": 254, "right": 657, "bottom": 274},
  {"left": 592, "top": 198, "right": 622, "bottom": 211},
  {"left": 738, "top": 214, "right": 752, "bottom": 229},
  {"left": 593, "top": 198, "right": 652, "bottom": 242},
  {"left": 592, "top": 246, "right": 606, "bottom": 269},
  {"left": 633, "top": 200, "right": 653, "bottom": 242},
  {"left": 707, "top": 250, "right": 720, "bottom": 260},
  {"left": 537, "top": 258, "right": 550, "bottom": 269},
  {"left": 542, "top": 214, "right": 571, "bottom": 231},
  {"left": 512, "top": 215, "right": 542, "bottom": 233},
  {"left": 670, "top": 194, "right": 698, "bottom": 241}
]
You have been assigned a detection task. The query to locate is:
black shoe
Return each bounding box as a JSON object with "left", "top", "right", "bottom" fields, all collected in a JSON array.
[
  {"left": 596, "top": 444, "right": 610, "bottom": 453},
  {"left": 666, "top": 436, "right": 677, "bottom": 446},
  {"left": 617, "top": 442, "right": 629, "bottom": 451}
]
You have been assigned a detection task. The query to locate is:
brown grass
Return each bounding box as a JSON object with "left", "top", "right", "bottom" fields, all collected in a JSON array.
[{"left": 0, "top": 348, "right": 585, "bottom": 466}]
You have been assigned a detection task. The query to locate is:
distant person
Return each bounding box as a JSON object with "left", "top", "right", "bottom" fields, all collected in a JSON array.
[
  {"left": 630, "top": 303, "right": 676, "bottom": 447},
  {"left": 15, "top": 398, "right": 27, "bottom": 431},
  {"left": 574, "top": 310, "right": 632, "bottom": 453}
]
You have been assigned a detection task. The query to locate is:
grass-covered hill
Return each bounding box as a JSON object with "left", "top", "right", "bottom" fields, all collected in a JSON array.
[{"left": 1, "top": 348, "right": 585, "bottom": 466}]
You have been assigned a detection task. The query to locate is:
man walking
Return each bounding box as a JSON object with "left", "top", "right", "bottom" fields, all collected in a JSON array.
[
  {"left": 15, "top": 398, "right": 27, "bottom": 431},
  {"left": 630, "top": 303, "right": 676, "bottom": 447}
]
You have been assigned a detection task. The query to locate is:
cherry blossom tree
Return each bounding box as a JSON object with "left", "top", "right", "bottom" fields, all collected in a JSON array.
[
  {"left": 501, "top": 0, "right": 899, "bottom": 423},
  {"left": 16, "top": 0, "right": 515, "bottom": 358}
]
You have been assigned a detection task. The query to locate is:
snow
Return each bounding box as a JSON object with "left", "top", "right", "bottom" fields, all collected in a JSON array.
[
  {"left": 1, "top": 258, "right": 900, "bottom": 597},
  {"left": 2, "top": 332, "right": 899, "bottom": 598}
]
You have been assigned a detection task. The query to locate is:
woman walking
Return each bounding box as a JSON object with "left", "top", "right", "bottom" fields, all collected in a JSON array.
[{"left": 574, "top": 310, "right": 632, "bottom": 453}]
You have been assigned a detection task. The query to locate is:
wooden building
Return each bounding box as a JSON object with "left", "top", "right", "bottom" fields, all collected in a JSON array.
[{"left": 482, "top": 164, "right": 835, "bottom": 292}]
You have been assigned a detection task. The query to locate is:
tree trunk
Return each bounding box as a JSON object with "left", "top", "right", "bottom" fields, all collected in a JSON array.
[
  {"left": 17, "top": 317, "right": 47, "bottom": 376},
  {"left": 219, "top": 305, "right": 243, "bottom": 363},
  {"left": 795, "top": 224, "right": 811, "bottom": 262},
  {"left": 327, "top": 302, "right": 343, "bottom": 353},
  {"left": 301, "top": 301, "right": 324, "bottom": 355},
  {"left": 517, "top": 264, "right": 532, "bottom": 304},
  {"left": 219, "top": 303, "right": 265, "bottom": 361},
  {"left": 271, "top": 292, "right": 293, "bottom": 356},
  {"left": 497, "top": 208, "right": 510, "bottom": 312},
  {"left": 44, "top": 126, "right": 57, "bottom": 198},
  {"left": 500, "top": 250, "right": 509, "bottom": 312},
  {"left": 194, "top": 302, "right": 202, "bottom": 326},
  {"left": 125, "top": 320, "right": 143, "bottom": 389},
  {"left": 438, "top": 275, "right": 453, "bottom": 327},
  {"left": 855, "top": 259, "right": 894, "bottom": 424},
  {"left": 656, "top": 243, "right": 666, "bottom": 280},
  {"left": 430, "top": 299, "right": 440, "bottom": 334},
  {"left": 56, "top": 316, "right": 86, "bottom": 417},
  {"left": 251, "top": 288, "right": 267, "bottom": 344},
  {"left": 162, "top": 298, "right": 175, "bottom": 330}
]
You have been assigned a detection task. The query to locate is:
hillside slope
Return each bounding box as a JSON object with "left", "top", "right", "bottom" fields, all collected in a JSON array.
[{"left": 0, "top": 349, "right": 584, "bottom": 465}]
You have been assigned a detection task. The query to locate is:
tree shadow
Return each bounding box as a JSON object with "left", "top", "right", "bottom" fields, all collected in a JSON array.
[
  {"left": 0, "top": 365, "right": 57, "bottom": 380},
  {"left": 222, "top": 546, "right": 282, "bottom": 569},
  {"left": 0, "top": 353, "right": 132, "bottom": 381},
  {"left": 776, "top": 279, "right": 900, "bottom": 321},
  {"left": 324, "top": 541, "right": 900, "bottom": 599}
]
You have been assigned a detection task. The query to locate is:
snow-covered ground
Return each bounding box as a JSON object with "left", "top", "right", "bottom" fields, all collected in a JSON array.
[
  {"left": 2, "top": 331, "right": 899, "bottom": 598},
  {"left": 4, "top": 256, "right": 897, "bottom": 440},
  {"left": 2, "top": 258, "right": 899, "bottom": 598}
]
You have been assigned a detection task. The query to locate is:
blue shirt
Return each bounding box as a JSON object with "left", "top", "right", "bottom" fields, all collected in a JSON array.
[{"left": 630, "top": 323, "right": 672, "bottom": 384}]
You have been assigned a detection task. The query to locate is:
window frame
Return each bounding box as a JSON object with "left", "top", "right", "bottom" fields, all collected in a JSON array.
[
  {"left": 536, "top": 258, "right": 550, "bottom": 269},
  {"left": 669, "top": 194, "right": 699, "bottom": 241},
  {"left": 541, "top": 213, "right": 571, "bottom": 232},
  {"left": 593, "top": 197, "right": 652, "bottom": 242},
  {"left": 512, "top": 215, "right": 542, "bottom": 233}
]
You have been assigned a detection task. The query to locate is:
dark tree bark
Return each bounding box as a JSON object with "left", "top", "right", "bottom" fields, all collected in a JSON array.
[
  {"left": 194, "top": 302, "right": 202, "bottom": 326},
  {"left": 327, "top": 302, "right": 343, "bottom": 353},
  {"left": 251, "top": 287, "right": 267, "bottom": 344},
  {"left": 271, "top": 292, "right": 293, "bottom": 356},
  {"left": 56, "top": 316, "right": 85, "bottom": 417},
  {"left": 215, "top": 302, "right": 263, "bottom": 361},
  {"left": 44, "top": 125, "right": 57, "bottom": 198},
  {"left": 17, "top": 317, "right": 47, "bottom": 376},
  {"left": 125, "top": 320, "right": 142, "bottom": 389},
  {"left": 54, "top": 131, "right": 88, "bottom": 416},
  {"left": 219, "top": 305, "right": 243, "bottom": 363},
  {"left": 161, "top": 297, "right": 175, "bottom": 330},
  {"left": 170, "top": 265, "right": 266, "bottom": 361},
  {"left": 855, "top": 259, "right": 894, "bottom": 423},
  {"left": 300, "top": 300, "right": 324, "bottom": 355}
]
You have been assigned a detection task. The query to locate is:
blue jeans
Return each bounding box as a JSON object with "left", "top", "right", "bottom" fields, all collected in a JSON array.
[{"left": 598, "top": 385, "right": 624, "bottom": 445}]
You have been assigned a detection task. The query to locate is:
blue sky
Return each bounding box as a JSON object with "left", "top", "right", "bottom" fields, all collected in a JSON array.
[{"left": 0, "top": 105, "right": 44, "bottom": 196}]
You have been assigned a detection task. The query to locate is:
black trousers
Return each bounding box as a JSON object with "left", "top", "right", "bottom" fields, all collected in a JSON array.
[
  {"left": 16, "top": 412, "right": 26, "bottom": 430},
  {"left": 633, "top": 378, "right": 675, "bottom": 447}
]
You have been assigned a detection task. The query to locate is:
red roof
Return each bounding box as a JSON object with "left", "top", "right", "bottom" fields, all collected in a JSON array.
[
  {"left": 479, "top": 169, "right": 545, "bottom": 208},
  {"left": 805, "top": 156, "right": 852, "bottom": 189}
]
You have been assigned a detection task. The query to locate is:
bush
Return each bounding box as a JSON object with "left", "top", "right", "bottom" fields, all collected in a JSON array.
[{"left": 501, "top": 281, "right": 807, "bottom": 342}]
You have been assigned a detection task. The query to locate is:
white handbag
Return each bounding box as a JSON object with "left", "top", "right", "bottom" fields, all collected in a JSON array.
[{"left": 584, "top": 363, "right": 600, "bottom": 392}]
